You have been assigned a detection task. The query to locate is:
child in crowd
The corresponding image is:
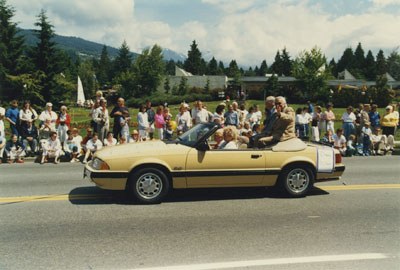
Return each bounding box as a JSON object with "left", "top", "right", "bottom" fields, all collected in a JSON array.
[
  {"left": 163, "top": 107, "right": 172, "bottom": 123},
  {"left": 165, "top": 123, "right": 174, "bottom": 140},
  {"left": 103, "top": 132, "right": 117, "bottom": 146},
  {"left": 83, "top": 133, "right": 102, "bottom": 164},
  {"left": 119, "top": 136, "right": 127, "bottom": 145},
  {"left": 41, "top": 131, "right": 62, "bottom": 164},
  {"left": 240, "top": 121, "right": 251, "bottom": 136},
  {"left": 5, "top": 134, "right": 26, "bottom": 164},
  {"left": 72, "top": 128, "right": 83, "bottom": 157},
  {"left": 155, "top": 106, "right": 166, "bottom": 140},
  {"left": 332, "top": 128, "right": 347, "bottom": 156},
  {"left": 64, "top": 130, "right": 79, "bottom": 163},
  {"left": 321, "top": 130, "right": 334, "bottom": 146},
  {"left": 361, "top": 122, "right": 372, "bottom": 156},
  {"left": 129, "top": 130, "right": 140, "bottom": 143},
  {"left": 346, "top": 135, "right": 357, "bottom": 157},
  {"left": 252, "top": 124, "right": 261, "bottom": 136},
  {"left": 120, "top": 109, "right": 130, "bottom": 140}
]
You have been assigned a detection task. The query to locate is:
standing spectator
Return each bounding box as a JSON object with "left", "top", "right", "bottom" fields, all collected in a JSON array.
[
  {"left": 110, "top": 98, "right": 129, "bottom": 139},
  {"left": 103, "top": 132, "right": 117, "bottom": 146},
  {"left": 254, "top": 104, "right": 262, "bottom": 125},
  {"left": 238, "top": 103, "right": 248, "bottom": 126},
  {"left": 138, "top": 104, "right": 150, "bottom": 141},
  {"left": 370, "top": 128, "right": 385, "bottom": 155},
  {"left": 311, "top": 106, "right": 323, "bottom": 141},
  {"left": 19, "top": 100, "right": 38, "bottom": 128},
  {"left": 83, "top": 133, "right": 102, "bottom": 163},
  {"left": 341, "top": 106, "right": 356, "bottom": 140},
  {"left": 361, "top": 122, "right": 372, "bottom": 155},
  {"left": 245, "top": 106, "right": 258, "bottom": 130},
  {"left": 332, "top": 128, "right": 347, "bottom": 156},
  {"left": 119, "top": 109, "right": 130, "bottom": 140},
  {"left": 89, "top": 99, "right": 100, "bottom": 133},
  {"left": 191, "top": 101, "right": 200, "bottom": 123},
  {"left": 176, "top": 104, "right": 192, "bottom": 133},
  {"left": 155, "top": 106, "right": 166, "bottom": 140},
  {"left": 323, "top": 103, "right": 336, "bottom": 133},
  {"left": 302, "top": 107, "right": 312, "bottom": 138},
  {"left": 94, "top": 99, "right": 109, "bottom": 142},
  {"left": 164, "top": 107, "right": 172, "bottom": 123},
  {"left": 380, "top": 105, "right": 397, "bottom": 152},
  {"left": 39, "top": 103, "right": 57, "bottom": 130},
  {"left": 146, "top": 100, "right": 156, "bottom": 140},
  {"left": 5, "top": 100, "right": 20, "bottom": 136},
  {"left": 21, "top": 121, "right": 38, "bottom": 157},
  {"left": 5, "top": 134, "right": 25, "bottom": 163},
  {"left": 203, "top": 105, "right": 214, "bottom": 122},
  {"left": 41, "top": 131, "right": 61, "bottom": 164},
  {"left": 39, "top": 118, "right": 56, "bottom": 149},
  {"left": 357, "top": 104, "right": 370, "bottom": 143},
  {"left": 392, "top": 103, "right": 399, "bottom": 132},
  {"left": 354, "top": 103, "right": 364, "bottom": 142},
  {"left": 192, "top": 101, "right": 209, "bottom": 125},
  {"left": 295, "top": 108, "right": 307, "bottom": 139},
  {"left": 224, "top": 104, "right": 239, "bottom": 128},
  {"left": 307, "top": 101, "right": 314, "bottom": 113},
  {"left": 0, "top": 100, "right": 5, "bottom": 140},
  {"left": 211, "top": 105, "right": 225, "bottom": 127},
  {"left": 64, "top": 130, "right": 80, "bottom": 163},
  {"left": 56, "top": 105, "right": 71, "bottom": 147},
  {"left": 0, "top": 135, "right": 5, "bottom": 164},
  {"left": 369, "top": 104, "right": 380, "bottom": 133},
  {"left": 95, "top": 90, "right": 103, "bottom": 101}
]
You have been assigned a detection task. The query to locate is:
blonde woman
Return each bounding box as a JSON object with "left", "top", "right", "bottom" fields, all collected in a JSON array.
[
  {"left": 219, "top": 126, "right": 238, "bottom": 149},
  {"left": 57, "top": 105, "right": 71, "bottom": 146}
]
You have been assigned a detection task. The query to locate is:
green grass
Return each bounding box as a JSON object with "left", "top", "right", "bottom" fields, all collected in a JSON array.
[{"left": 3, "top": 100, "right": 399, "bottom": 141}]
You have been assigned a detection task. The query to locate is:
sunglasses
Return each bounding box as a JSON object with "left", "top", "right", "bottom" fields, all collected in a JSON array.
[{"left": 275, "top": 102, "right": 282, "bottom": 105}]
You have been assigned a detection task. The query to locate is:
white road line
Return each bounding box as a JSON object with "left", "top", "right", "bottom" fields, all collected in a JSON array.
[{"left": 132, "top": 253, "right": 389, "bottom": 270}]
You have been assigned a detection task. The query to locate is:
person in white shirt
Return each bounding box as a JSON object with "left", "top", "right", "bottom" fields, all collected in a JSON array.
[
  {"left": 39, "top": 103, "right": 57, "bottom": 130},
  {"left": 71, "top": 128, "right": 83, "bottom": 155},
  {"left": 370, "top": 127, "right": 385, "bottom": 155},
  {"left": 138, "top": 104, "right": 149, "bottom": 141},
  {"left": 240, "top": 121, "right": 252, "bottom": 136},
  {"left": 64, "top": 130, "right": 80, "bottom": 162},
  {"left": 238, "top": 104, "right": 248, "bottom": 126},
  {"left": 332, "top": 128, "right": 347, "bottom": 156},
  {"left": 0, "top": 102, "right": 5, "bottom": 141},
  {"left": 176, "top": 105, "right": 192, "bottom": 132},
  {"left": 83, "top": 133, "right": 103, "bottom": 163},
  {"left": 295, "top": 108, "right": 309, "bottom": 139},
  {"left": 39, "top": 118, "right": 56, "bottom": 149},
  {"left": 361, "top": 122, "right": 372, "bottom": 155},
  {"left": 128, "top": 130, "right": 141, "bottom": 143},
  {"left": 41, "top": 131, "right": 62, "bottom": 164},
  {"left": 94, "top": 99, "right": 109, "bottom": 143},
  {"left": 219, "top": 126, "right": 238, "bottom": 149},
  {"left": 311, "top": 106, "right": 323, "bottom": 141},
  {"left": 103, "top": 132, "right": 117, "bottom": 146},
  {"left": 254, "top": 104, "right": 262, "bottom": 125},
  {"left": 119, "top": 109, "right": 130, "bottom": 140},
  {"left": 192, "top": 101, "right": 209, "bottom": 125},
  {"left": 19, "top": 100, "right": 38, "bottom": 128},
  {"left": 341, "top": 106, "right": 356, "bottom": 140}
]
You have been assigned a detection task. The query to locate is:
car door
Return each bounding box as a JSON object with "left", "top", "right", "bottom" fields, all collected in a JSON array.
[{"left": 185, "top": 148, "right": 266, "bottom": 187}]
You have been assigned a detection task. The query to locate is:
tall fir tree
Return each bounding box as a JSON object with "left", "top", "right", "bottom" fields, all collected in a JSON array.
[
  {"left": 328, "top": 58, "right": 338, "bottom": 77},
  {"left": 270, "top": 51, "right": 283, "bottom": 76},
  {"left": 281, "top": 48, "right": 293, "bottom": 76},
  {"left": 164, "top": 76, "right": 170, "bottom": 94},
  {"left": 376, "top": 49, "right": 387, "bottom": 75},
  {"left": 353, "top": 42, "right": 366, "bottom": 70},
  {"left": 336, "top": 47, "right": 355, "bottom": 74},
  {"left": 183, "top": 40, "right": 204, "bottom": 75},
  {"left": 97, "top": 45, "right": 111, "bottom": 86},
  {"left": 218, "top": 61, "right": 225, "bottom": 75},
  {"left": 258, "top": 60, "right": 268, "bottom": 76},
  {"left": 165, "top": 59, "right": 176, "bottom": 75},
  {"left": 364, "top": 50, "right": 376, "bottom": 80},
  {"left": 207, "top": 57, "right": 218, "bottom": 75},
  {"left": 115, "top": 40, "right": 132, "bottom": 74},
  {"left": 387, "top": 50, "right": 400, "bottom": 80}
]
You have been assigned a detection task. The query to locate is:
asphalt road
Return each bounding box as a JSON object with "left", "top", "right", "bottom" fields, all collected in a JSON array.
[{"left": 0, "top": 156, "right": 399, "bottom": 270}]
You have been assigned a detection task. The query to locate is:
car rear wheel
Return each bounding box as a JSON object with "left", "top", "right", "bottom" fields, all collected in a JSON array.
[
  {"left": 128, "top": 168, "right": 170, "bottom": 204},
  {"left": 279, "top": 165, "right": 314, "bottom": 197}
]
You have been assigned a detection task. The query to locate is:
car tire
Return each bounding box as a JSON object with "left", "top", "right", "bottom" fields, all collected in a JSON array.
[
  {"left": 128, "top": 167, "right": 170, "bottom": 204},
  {"left": 279, "top": 165, "right": 314, "bottom": 197}
]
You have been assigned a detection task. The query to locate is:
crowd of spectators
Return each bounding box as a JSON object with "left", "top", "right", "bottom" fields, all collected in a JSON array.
[{"left": 0, "top": 92, "right": 399, "bottom": 164}]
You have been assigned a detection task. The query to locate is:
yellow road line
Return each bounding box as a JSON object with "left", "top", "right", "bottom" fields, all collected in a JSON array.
[{"left": 0, "top": 184, "right": 399, "bottom": 203}]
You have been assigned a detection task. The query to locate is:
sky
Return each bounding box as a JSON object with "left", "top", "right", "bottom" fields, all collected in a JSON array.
[{"left": 10, "top": 0, "right": 400, "bottom": 66}]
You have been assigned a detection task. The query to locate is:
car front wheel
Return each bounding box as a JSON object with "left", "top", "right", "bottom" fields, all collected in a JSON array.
[
  {"left": 279, "top": 166, "right": 314, "bottom": 197},
  {"left": 128, "top": 168, "right": 170, "bottom": 204}
]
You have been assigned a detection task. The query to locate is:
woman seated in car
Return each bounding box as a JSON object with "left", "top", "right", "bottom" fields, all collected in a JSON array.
[{"left": 219, "top": 126, "right": 238, "bottom": 149}]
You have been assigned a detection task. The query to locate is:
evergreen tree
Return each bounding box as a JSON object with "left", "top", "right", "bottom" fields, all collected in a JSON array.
[
  {"left": 218, "top": 61, "right": 225, "bottom": 75},
  {"left": 178, "top": 76, "right": 188, "bottom": 95},
  {"left": 387, "top": 50, "right": 400, "bottom": 80},
  {"left": 353, "top": 42, "right": 365, "bottom": 70},
  {"left": 207, "top": 57, "right": 218, "bottom": 75},
  {"left": 281, "top": 48, "right": 293, "bottom": 76},
  {"left": 328, "top": 58, "right": 337, "bottom": 77},
  {"left": 164, "top": 76, "right": 170, "bottom": 94},
  {"left": 336, "top": 47, "right": 355, "bottom": 74},
  {"left": 165, "top": 59, "right": 176, "bottom": 75},
  {"left": 254, "top": 66, "right": 259, "bottom": 75},
  {"left": 258, "top": 60, "right": 268, "bottom": 76},
  {"left": 364, "top": 50, "right": 376, "bottom": 80},
  {"left": 244, "top": 67, "right": 256, "bottom": 76},
  {"left": 183, "top": 40, "right": 204, "bottom": 75},
  {"left": 115, "top": 40, "right": 132, "bottom": 74},
  {"left": 270, "top": 51, "right": 283, "bottom": 76},
  {"left": 263, "top": 74, "right": 280, "bottom": 97},
  {"left": 376, "top": 49, "right": 387, "bottom": 75},
  {"left": 227, "top": 60, "right": 241, "bottom": 87},
  {"left": 97, "top": 45, "right": 111, "bottom": 86},
  {"left": 204, "top": 78, "right": 210, "bottom": 94}
]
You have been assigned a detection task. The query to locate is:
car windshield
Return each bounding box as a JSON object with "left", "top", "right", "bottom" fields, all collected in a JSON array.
[{"left": 177, "top": 123, "right": 214, "bottom": 147}]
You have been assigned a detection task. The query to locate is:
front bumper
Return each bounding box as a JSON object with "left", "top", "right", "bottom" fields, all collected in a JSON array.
[{"left": 84, "top": 163, "right": 129, "bottom": 190}]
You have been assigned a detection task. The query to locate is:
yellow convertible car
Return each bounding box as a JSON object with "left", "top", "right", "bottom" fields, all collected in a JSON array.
[{"left": 84, "top": 123, "right": 345, "bottom": 203}]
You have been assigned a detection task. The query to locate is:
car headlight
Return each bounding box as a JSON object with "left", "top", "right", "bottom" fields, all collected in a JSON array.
[{"left": 92, "top": 158, "right": 110, "bottom": 170}]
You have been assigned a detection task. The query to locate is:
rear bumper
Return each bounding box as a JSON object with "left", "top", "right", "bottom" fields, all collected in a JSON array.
[{"left": 316, "top": 165, "right": 345, "bottom": 182}]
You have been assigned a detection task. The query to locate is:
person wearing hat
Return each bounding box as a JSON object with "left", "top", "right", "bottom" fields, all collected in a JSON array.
[
  {"left": 361, "top": 121, "right": 372, "bottom": 155},
  {"left": 380, "top": 105, "right": 397, "bottom": 152},
  {"left": 129, "top": 130, "right": 140, "bottom": 143},
  {"left": 39, "top": 102, "right": 57, "bottom": 130}
]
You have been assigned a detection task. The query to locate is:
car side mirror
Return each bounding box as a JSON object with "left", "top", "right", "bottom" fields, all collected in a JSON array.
[{"left": 196, "top": 141, "right": 209, "bottom": 151}]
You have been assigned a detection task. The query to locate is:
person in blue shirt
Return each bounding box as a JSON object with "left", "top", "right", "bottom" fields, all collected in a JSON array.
[
  {"left": 368, "top": 104, "right": 380, "bottom": 133},
  {"left": 307, "top": 101, "right": 314, "bottom": 113},
  {"left": 5, "top": 100, "right": 20, "bottom": 137},
  {"left": 224, "top": 104, "right": 239, "bottom": 128}
]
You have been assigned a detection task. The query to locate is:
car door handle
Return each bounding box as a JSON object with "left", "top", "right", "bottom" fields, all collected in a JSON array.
[{"left": 251, "top": 154, "right": 262, "bottom": 159}]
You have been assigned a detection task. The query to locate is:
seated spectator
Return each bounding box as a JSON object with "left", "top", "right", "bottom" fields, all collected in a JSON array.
[
  {"left": 370, "top": 127, "right": 385, "bottom": 155},
  {"left": 81, "top": 128, "right": 93, "bottom": 154},
  {"left": 41, "top": 131, "right": 62, "bottom": 164},
  {"left": 71, "top": 128, "right": 83, "bottom": 157},
  {"left": 5, "top": 134, "right": 26, "bottom": 163},
  {"left": 240, "top": 121, "right": 251, "bottom": 136},
  {"left": 103, "top": 132, "right": 117, "bottom": 146},
  {"left": 321, "top": 130, "right": 334, "bottom": 146},
  {"left": 332, "top": 128, "right": 347, "bottom": 156},
  {"left": 39, "top": 102, "right": 57, "bottom": 130},
  {"left": 346, "top": 135, "right": 357, "bottom": 157},
  {"left": 21, "top": 121, "right": 39, "bottom": 157},
  {"left": 252, "top": 124, "right": 261, "bottom": 136},
  {"left": 39, "top": 118, "right": 56, "bottom": 149},
  {"left": 0, "top": 135, "right": 5, "bottom": 163},
  {"left": 118, "top": 136, "right": 127, "bottom": 145},
  {"left": 83, "top": 133, "right": 102, "bottom": 163},
  {"left": 129, "top": 130, "right": 140, "bottom": 143},
  {"left": 213, "top": 128, "right": 225, "bottom": 149},
  {"left": 165, "top": 123, "right": 174, "bottom": 140},
  {"left": 361, "top": 122, "right": 372, "bottom": 156},
  {"left": 64, "top": 130, "right": 79, "bottom": 163},
  {"left": 219, "top": 126, "right": 238, "bottom": 149}
]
